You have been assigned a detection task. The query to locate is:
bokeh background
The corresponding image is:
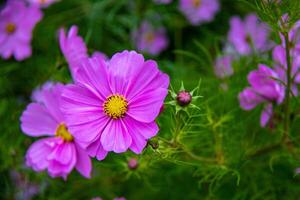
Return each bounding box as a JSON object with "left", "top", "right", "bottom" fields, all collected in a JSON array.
[{"left": 1, "top": 0, "right": 300, "bottom": 199}]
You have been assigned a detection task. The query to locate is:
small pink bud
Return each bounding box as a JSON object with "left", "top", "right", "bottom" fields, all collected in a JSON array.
[
  {"left": 128, "top": 158, "right": 138, "bottom": 170},
  {"left": 176, "top": 90, "right": 192, "bottom": 106}
]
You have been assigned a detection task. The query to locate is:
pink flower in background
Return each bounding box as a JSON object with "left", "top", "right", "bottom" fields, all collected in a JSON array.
[
  {"left": 133, "top": 21, "right": 168, "bottom": 56},
  {"left": 228, "top": 14, "right": 270, "bottom": 55},
  {"left": 27, "top": 0, "right": 58, "bottom": 8},
  {"left": 153, "top": 0, "right": 172, "bottom": 4},
  {"left": 20, "top": 83, "right": 92, "bottom": 179},
  {"left": 0, "top": 0, "right": 43, "bottom": 61},
  {"left": 114, "top": 198, "right": 126, "bottom": 200},
  {"left": 179, "top": 0, "right": 220, "bottom": 26},
  {"left": 239, "top": 64, "right": 285, "bottom": 127},
  {"left": 59, "top": 25, "right": 108, "bottom": 80},
  {"left": 61, "top": 50, "right": 169, "bottom": 157},
  {"left": 214, "top": 55, "right": 234, "bottom": 79},
  {"left": 272, "top": 45, "right": 300, "bottom": 96}
]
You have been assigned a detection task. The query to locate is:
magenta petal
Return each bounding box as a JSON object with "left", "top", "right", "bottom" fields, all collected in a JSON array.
[
  {"left": 21, "top": 103, "right": 58, "bottom": 137},
  {"left": 75, "top": 143, "right": 92, "bottom": 178},
  {"left": 41, "top": 83, "right": 65, "bottom": 122},
  {"left": 127, "top": 88, "right": 168, "bottom": 123},
  {"left": 48, "top": 142, "right": 73, "bottom": 165},
  {"left": 123, "top": 116, "right": 159, "bottom": 154},
  {"left": 85, "top": 138, "right": 108, "bottom": 161},
  {"left": 26, "top": 138, "right": 53, "bottom": 171},
  {"left": 238, "top": 87, "right": 264, "bottom": 110},
  {"left": 101, "top": 120, "right": 132, "bottom": 153},
  {"left": 260, "top": 103, "right": 273, "bottom": 127},
  {"left": 75, "top": 57, "right": 111, "bottom": 100}
]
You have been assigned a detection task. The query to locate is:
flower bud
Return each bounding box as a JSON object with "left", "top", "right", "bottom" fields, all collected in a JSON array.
[
  {"left": 176, "top": 90, "right": 192, "bottom": 106},
  {"left": 128, "top": 158, "right": 138, "bottom": 170}
]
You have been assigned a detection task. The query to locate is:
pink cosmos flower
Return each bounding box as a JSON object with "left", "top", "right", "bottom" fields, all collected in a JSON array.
[
  {"left": 133, "top": 21, "right": 168, "bottom": 56},
  {"left": 228, "top": 14, "right": 270, "bottom": 55},
  {"left": 0, "top": 0, "right": 43, "bottom": 61},
  {"left": 179, "top": 0, "right": 220, "bottom": 26},
  {"left": 153, "top": 0, "right": 172, "bottom": 4},
  {"left": 20, "top": 83, "right": 92, "bottom": 179},
  {"left": 59, "top": 25, "right": 108, "bottom": 80},
  {"left": 272, "top": 45, "right": 300, "bottom": 96},
  {"left": 239, "top": 64, "right": 285, "bottom": 127},
  {"left": 214, "top": 55, "right": 234, "bottom": 79},
  {"left": 61, "top": 50, "right": 169, "bottom": 157},
  {"left": 26, "top": 0, "right": 58, "bottom": 8}
]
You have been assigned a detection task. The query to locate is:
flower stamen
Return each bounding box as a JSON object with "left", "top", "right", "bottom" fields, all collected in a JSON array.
[
  {"left": 192, "top": 0, "right": 201, "bottom": 7},
  {"left": 55, "top": 123, "right": 73, "bottom": 142},
  {"left": 104, "top": 94, "right": 128, "bottom": 119},
  {"left": 6, "top": 23, "right": 16, "bottom": 34}
]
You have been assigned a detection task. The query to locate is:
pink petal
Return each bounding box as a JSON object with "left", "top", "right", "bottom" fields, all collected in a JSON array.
[
  {"left": 20, "top": 103, "right": 58, "bottom": 137},
  {"left": 127, "top": 88, "right": 168, "bottom": 123},
  {"left": 75, "top": 143, "right": 92, "bottom": 178},
  {"left": 85, "top": 138, "right": 108, "bottom": 160},
  {"left": 260, "top": 103, "right": 273, "bottom": 127},
  {"left": 25, "top": 138, "right": 54, "bottom": 171},
  {"left": 48, "top": 142, "right": 73, "bottom": 165},
  {"left": 123, "top": 116, "right": 158, "bottom": 154},
  {"left": 75, "top": 57, "right": 111, "bottom": 100},
  {"left": 100, "top": 120, "right": 132, "bottom": 153}
]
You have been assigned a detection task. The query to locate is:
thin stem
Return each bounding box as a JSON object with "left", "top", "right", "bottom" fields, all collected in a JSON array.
[{"left": 282, "top": 33, "right": 292, "bottom": 144}]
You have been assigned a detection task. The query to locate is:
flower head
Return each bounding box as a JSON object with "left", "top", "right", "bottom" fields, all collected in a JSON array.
[
  {"left": 0, "top": 0, "right": 43, "bottom": 60},
  {"left": 133, "top": 21, "right": 168, "bottom": 56},
  {"left": 179, "top": 0, "right": 220, "bottom": 26},
  {"left": 228, "top": 14, "right": 270, "bottom": 55},
  {"left": 61, "top": 51, "right": 169, "bottom": 156},
  {"left": 214, "top": 55, "right": 234, "bottom": 79},
  {"left": 239, "top": 64, "right": 285, "bottom": 127},
  {"left": 20, "top": 83, "right": 92, "bottom": 179}
]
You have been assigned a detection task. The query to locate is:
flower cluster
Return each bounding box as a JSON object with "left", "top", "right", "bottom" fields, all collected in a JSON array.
[{"left": 20, "top": 25, "right": 169, "bottom": 179}]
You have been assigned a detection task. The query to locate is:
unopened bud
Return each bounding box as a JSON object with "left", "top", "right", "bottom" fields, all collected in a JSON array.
[
  {"left": 176, "top": 90, "right": 192, "bottom": 106},
  {"left": 128, "top": 158, "right": 138, "bottom": 170}
]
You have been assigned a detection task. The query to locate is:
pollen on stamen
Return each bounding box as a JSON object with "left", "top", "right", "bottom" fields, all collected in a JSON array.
[
  {"left": 55, "top": 123, "right": 73, "bottom": 142},
  {"left": 5, "top": 23, "right": 16, "bottom": 34},
  {"left": 192, "top": 0, "right": 201, "bottom": 7},
  {"left": 104, "top": 94, "right": 128, "bottom": 119}
]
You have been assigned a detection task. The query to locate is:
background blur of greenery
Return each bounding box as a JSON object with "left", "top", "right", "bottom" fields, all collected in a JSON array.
[{"left": 1, "top": 0, "right": 300, "bottom": 199}]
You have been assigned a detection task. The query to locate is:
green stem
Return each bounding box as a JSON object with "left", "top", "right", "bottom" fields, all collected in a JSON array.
[{"left": 283, "top": 33, "right": 292, "bottom": 143}]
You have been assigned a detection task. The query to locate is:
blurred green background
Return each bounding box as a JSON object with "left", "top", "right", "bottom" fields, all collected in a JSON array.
[{"left": 1, "top": 0, "right": 300, "bottom": 199}]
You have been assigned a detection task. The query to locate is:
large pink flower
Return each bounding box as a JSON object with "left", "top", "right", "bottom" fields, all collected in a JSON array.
[
  {"left": 59, "top": 25, "right": 108, "bottom": 80},
  {"left": 0, "top": 0, "right": 43, "bottom": 61},
  {"left": 61, "top": 50, "right": 169, "bottom": 157},
  {"left": 20, "top": 83, "right": 92, "bottom": 179}
]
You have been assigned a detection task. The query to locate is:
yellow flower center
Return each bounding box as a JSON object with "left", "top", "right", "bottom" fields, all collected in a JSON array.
[
  {"left": 104, "top": 94, "right": 128, "bottom": 119},
  {"left": 39, "top": 0, "right": 47, "bottom": 4},
  {"left": 145, "top": 32, "right": 155, "bottom": 43},
  {"left": 5, "top": 23, "right": 16, "bottom": 34},
  {"left": 192, "top": 0, "right": 201, "bottom": 7},
  {"left": 55, "top": 124, "right": 73, "bottom": 142}
]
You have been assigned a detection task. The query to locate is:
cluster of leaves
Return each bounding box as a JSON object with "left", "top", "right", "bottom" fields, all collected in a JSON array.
[{"left": 1, "top": 0, "right": 300, "bottom": 199}]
